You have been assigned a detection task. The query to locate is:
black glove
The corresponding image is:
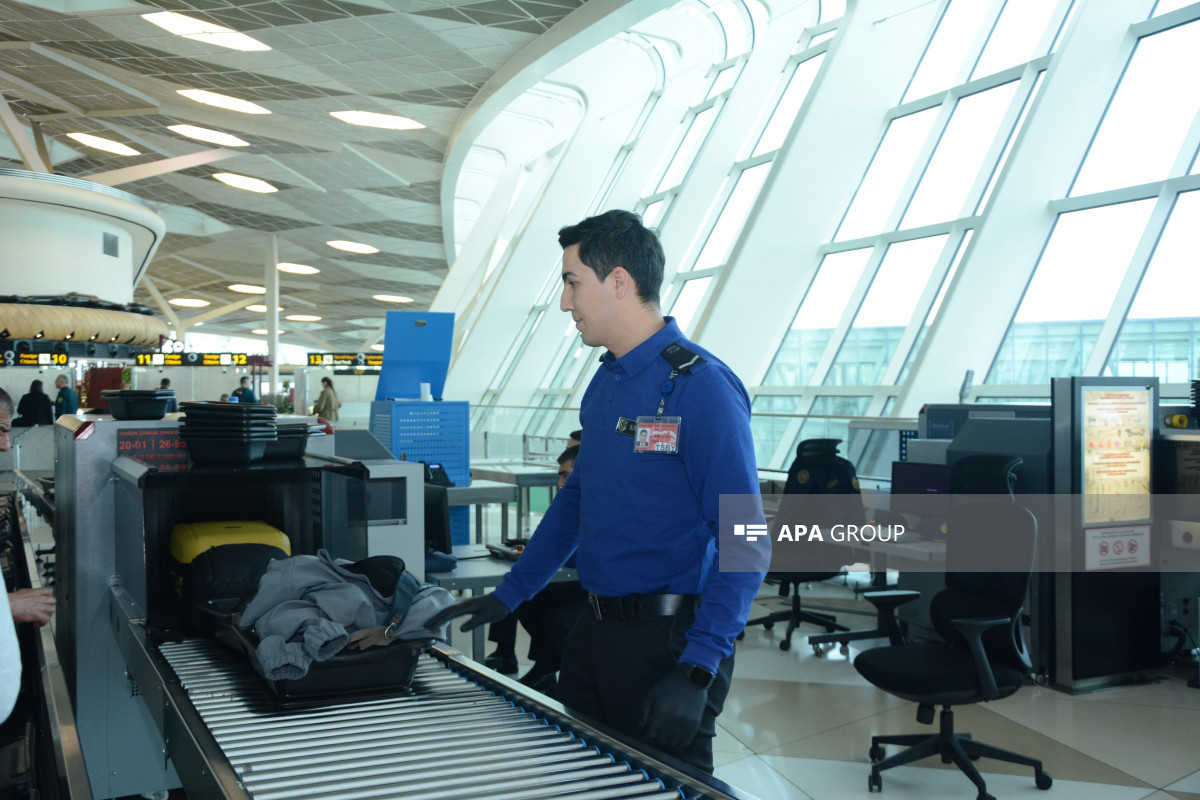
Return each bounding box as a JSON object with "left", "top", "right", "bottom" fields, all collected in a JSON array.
[
  {"left": 640, "top": 664, "right": 709, "bottom": 750},
  {"left": 425, "top": 593, "right": 510, "bottom": 633}
]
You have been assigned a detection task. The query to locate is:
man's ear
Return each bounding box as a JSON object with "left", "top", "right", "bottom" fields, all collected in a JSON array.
[{"left": 609, "top": 266, "right": 632, "bottom": 300}]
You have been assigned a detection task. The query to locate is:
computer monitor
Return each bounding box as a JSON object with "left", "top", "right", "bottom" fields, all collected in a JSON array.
[
  {"left": 423, "top": 484, "right": 453, "bottom": 555},
  {"left": 890, "top": 461, "right": 953, "bottom": 519}
]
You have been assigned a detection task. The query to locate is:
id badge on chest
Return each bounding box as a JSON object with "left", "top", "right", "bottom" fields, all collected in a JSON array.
[{"left": 635, "top": 416, "right": 681, "bottom": 454}]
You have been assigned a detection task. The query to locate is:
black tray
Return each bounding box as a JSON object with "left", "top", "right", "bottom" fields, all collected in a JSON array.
[
  {"left": 102, "top": 389, "right": 175, "bottom": 398},
  {"left": 181, "top": 420, "right": 278, "bottom": 433},
  {"left": 107, "top": 395, "right": 170, "bottom": 420},
  {"left": 215, "top": 617, "right": 427, "bottom": 701},
  {"left": 181, "top": 401, "right": 276, "bottom": 417},
  {"left": 185, "top": 438, "right": 269, "bottom": 464},
  {"left": 263, "top": 437, "right": 308, "bottom": 460}
]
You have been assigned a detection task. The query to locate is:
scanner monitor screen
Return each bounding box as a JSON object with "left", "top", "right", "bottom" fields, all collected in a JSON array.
[{"left": 890, "top": 461, "right": 952, "bottom": 519}]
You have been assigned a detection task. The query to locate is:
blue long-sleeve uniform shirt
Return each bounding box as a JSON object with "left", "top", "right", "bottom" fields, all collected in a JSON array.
[{"left": 492, "top": 318, "right": 768, "bottom": 674}]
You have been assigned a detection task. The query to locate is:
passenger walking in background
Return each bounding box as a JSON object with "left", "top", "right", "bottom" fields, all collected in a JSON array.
[
  {"left": 230, "top": 376, "right": 258, "bottom": 404},
  {"left": 159, "top": 377, "right": 178, "bottom": 413},
  {"left": 0, "top": 388, "right": 12, "bottom": 452},
  {"left": 430, "top": 209, "right": 769, "bottom": 772},
  {"left": 13, "top": 380, "right": 53, "bottom": 427},
  {"left": 53, "top": 374, "right": 78, "bottom": 418},
  {"left": 312, "top": 377, "right": 341, "bottom": 422}
]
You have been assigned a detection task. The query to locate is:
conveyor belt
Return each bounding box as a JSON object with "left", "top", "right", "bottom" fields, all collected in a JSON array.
[{"left": 159, "top": 640, "right": 702, "bottom": 800}]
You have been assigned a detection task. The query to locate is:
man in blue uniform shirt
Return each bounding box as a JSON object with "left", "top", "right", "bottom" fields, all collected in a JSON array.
[{"left": 430, "top": 209, "right": 768, "bottom": 772}]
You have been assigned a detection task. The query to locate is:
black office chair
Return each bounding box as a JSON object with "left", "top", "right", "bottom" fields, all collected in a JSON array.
[
  {"left": 852, "top": 498, "right": 1051, "bottom": 800},
  {"left": 743, "top": 439, "right": 861, "bottom": 652}
]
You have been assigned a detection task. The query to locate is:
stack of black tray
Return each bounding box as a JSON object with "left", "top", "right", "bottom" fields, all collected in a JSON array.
[
  {"left": 263, "top": 420, "right": 327, "bottom": 460},
  {"left": 180, "top": 401, "right": 277, "bottom": 464},
  {"left": 101, "top": 389, "right": 175, "bottom": 420}
]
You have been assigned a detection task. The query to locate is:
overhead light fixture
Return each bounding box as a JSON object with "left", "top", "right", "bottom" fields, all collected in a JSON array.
[
  {"left": 66, "top": 132, "right": 139, "bottom": 156},
  {"left": 246, "top": 304, "right": 284, "bottom": 312},
  {"left": 177, "top": 89, "right": 270, "bottom": 115},
  {"left": 370, "top": 344, "right": 385, "bottom": 351},
  {"left": 214, "top": 172, "right": 277, "bottom": 193},
  {"left": 229, "top": 284, "right": 266, "bottom": 294},
  {"left": 168, "top": 298, "right": 210, "bottom": 307},
  {"left": 142, "top": 12, "right": 270, "bottom": 51},
  {"left": 286, "top": 314, "right": 322, "bottom": 322},
  {"left": 277, "top": 262, "right": 320, "bottom": 274},
  {"left": 251, "top": 329, "right": 285, "bottom": 335},
  {"left": 327, "top": 240, "right": 378, "bottom": 254},
  {"left": 329, "top": 110, "right": 425, "bottom": 130},
  {"left": 373, "top": 294, "right": 413, "bottom": 303},
  {"left": 167, "top": 124, "right": 249, "bottom": 147}
]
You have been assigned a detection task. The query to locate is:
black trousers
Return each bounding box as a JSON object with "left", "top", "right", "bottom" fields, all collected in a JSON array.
[
  {"left": 557, "top": 609, "right": 734, "bottom": 774},
  {"left": 516, "top": 581, "right": 586, "bottom": 669}
]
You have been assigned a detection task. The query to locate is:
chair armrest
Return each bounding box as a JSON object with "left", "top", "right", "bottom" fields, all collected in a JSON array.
[
  {"left": 949, "top": 616, "right": 1011, "bottom": 700},
  {"left": 862, "top": 590, "right": 920, "bottom": 645}
]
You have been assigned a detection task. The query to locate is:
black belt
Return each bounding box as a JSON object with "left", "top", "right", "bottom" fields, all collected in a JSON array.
[{"left": 588, "top": 592, "right": 699, "bottom": 621}]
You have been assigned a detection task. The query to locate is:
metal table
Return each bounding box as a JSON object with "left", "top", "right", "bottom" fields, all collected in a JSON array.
[
  {"left": 445, "top": 479, "right": 519, "bottom": 543},
  {"left": 428, "top": 550, "right": 578, "bottom": 661},
  {"left": 471, "top": 463, "right": 560, "bottom": 536}
]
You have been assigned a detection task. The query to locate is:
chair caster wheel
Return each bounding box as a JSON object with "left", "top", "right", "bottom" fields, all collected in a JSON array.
[
  {"left": 812, "top": 643, "right": 827, "bottom": 656},
  {"left": 824, "top": 624, "right": 838, "bottom": 633},
  {"left": 868, "top": 744, "right": 885, "bottom": 762},
  {"left": 976, "top": 794, "right": 995, "bottom": 800},
  {"left": 840, "top": 643, "right": 850, "bottom": 656},
  {"left": 763, "top": 621, "right": 774, "bottom": 631},
  {"left": 779, "top": 639, "right": 791, "bottom": 651},
  {"left": 868, "top": 772, "right": 882, "bottom": 792},
  {"left": 737, "top": 631, "right": 745, "bottom": 640},
  {"left": 1035, "top": 770, "right": 1052, "bottom": 790}
]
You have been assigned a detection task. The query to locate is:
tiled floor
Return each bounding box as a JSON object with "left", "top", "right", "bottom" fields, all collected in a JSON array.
[{"left": 695, "top": 583, "right": 1200, "bottom": 800}]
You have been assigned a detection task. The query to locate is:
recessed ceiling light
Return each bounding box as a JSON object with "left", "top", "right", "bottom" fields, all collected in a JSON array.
[
  {"left": 229, "top": 284, "right": 266, "bottom": 294},
  {"left": 177, "top": 89, "right": 270, "bottom": 115},
  {"left": 66, "top": 132, "right": 139, "bottom": 156},
  {"left": 214, "top": 173, "right": 277, "bottom": 193},
  {"left": 285, "top": 314, "right": 322, "bottom": 322},
  {"left": 142, "top": 12, "right": 270, "bottom": 51},
  {"left": 246, "top": 304, "right": 284, "bottom": 312},
  {"left": 277, "top": 262, "right": 320, "bottom": 274},
  {"left": 327, "top": 240, "right": 378, "bottom": 254},
  {"left": 168, "top": 298, "right": 210, "bottom": 307},
  {"left": 373, "top": 294, "right": 413, "bottom": 303},
  {"left": 329, "top": 110, "right": 425, "bottom": 130},
  {"left": 370, "top": 344, "right": 385, "bottom": 351},
  {"left": 251, "top": 329, "right": 285, "bottom": 335},
  {"left": 167, "top": 124, "right": 249, "bottom": 147}
]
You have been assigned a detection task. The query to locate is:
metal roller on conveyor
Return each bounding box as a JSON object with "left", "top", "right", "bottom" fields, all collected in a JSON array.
[{"left": 155, "top": 639, "right": 760, "bottom": 800}]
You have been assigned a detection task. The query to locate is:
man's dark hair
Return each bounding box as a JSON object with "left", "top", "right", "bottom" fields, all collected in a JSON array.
[
  {"left": 558, "top": 444, "right": 580, "bottom": 465},
  {"left": 568, "top": 429, "right": 582, "bottom": 442},
  {"left": 160, "top": 378, "right": 171, "bottom": 387},
  {"left": 0, "top": 387, "right": 12, "bottom": 415},
  {"left": 558, "top": 209, "right": 664, "bottom": 306},
  {"left": 240, "top": 376, "right": 250, "bottom": 386}
]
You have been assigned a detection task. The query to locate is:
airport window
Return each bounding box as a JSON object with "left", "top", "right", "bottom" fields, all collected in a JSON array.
[
  {"left": 987, "top": 198, "right": 1157, "bottom": 385},
  {"left": 1071, "top": 20, "right": 1200, "bottom": 197},
  {"left": 792, "top": 396, "right": 872, "bottom": 453},
  {"left": 763, "top": 247, "right": 873, "bottom": 386},
  {"left": 649, "top": 105, "right": 720, "bottom": 194},
  {"left": 825, "top": 235, "right": 947, "bottom": 386},
  {"left": 667, "top": 276, "right": 713, "bottom": 334},
  {"left": 970, "top": 0, "right": 1062, "bottom": 81},
  {"left": 691, "top": 161, "right": 773, "bottom": 271},
  {"left": 896, "top": 230, "right": 972, "bottom": 384},
  {"left": 1151, "top": 0, "right": 1195, "bottom": 17},
  {"left": 1105, "top": 190, "right": 1200, "bottom": 380},
  {"left": 834, "top": 107, "right": 940, "bottom": 242},
  {"left": 751, "top": 395, "right": 804, "bottom": 469},
  {"left": 818, "top": 0, "right": 846, "bottom": 24},
  {"left": 975, "top": 71, "right": 1044, "bottom": 214},
  {"left": 900, "top": 81, "right": 1019, "bottom": 230},
  {"left": 903, "top": 0, "right": 994, "bottom": 103},
  {"left": 752, "top": 53, "right": 825, "bottom": 157}
]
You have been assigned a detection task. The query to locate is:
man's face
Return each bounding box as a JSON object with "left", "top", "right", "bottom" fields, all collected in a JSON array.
[
  {"left": 557, "top": 458, "right": 574, "bottom": 489},
  {"left": 0, "top": 406, "right": 11, "bottom": 452},
  {"left": 560, "top": 244, "right": 617, "bottom": 349},
  {"left": 55, "top": 377, "right": 66, "bottom": 390}
]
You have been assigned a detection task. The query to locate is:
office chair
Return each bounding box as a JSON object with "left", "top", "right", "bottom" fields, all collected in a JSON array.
[
  {"left": 743, "top": 439, "right": 860, "bottom": 653},
  {"left": 852, "top": 498, "right": 1051, "bottom": 800}
]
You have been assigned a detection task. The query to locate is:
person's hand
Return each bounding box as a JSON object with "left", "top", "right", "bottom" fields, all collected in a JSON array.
[
  {"left": 640, "top": 665, "right": 708, "bottom": 749},
  {"left": 9, "top": 588, "right": 55, "bottom": 627},
  {"left": 426, "top": 593, "right": 510, "bottom": 633}
]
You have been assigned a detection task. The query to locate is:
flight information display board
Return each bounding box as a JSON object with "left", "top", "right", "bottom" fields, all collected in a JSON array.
[
  {"left": 135, "top": 352, "right": 249, "bottom": 367},
  {"left": 307, "top": 352, "right": 384, "bottom": 368}
]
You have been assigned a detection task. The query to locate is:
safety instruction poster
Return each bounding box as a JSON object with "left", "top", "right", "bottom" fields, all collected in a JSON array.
[
  {"left": 1081, "top": 387, "right": 1151, "bottom": 525},
  {"left": 1084, "top": 525, "right": 1150, "bottom": 571}
]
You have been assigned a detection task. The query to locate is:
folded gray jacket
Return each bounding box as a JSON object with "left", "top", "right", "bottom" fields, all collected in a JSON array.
[{"left": 240, "top": 550, "right": 392, "bottom": 679}]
